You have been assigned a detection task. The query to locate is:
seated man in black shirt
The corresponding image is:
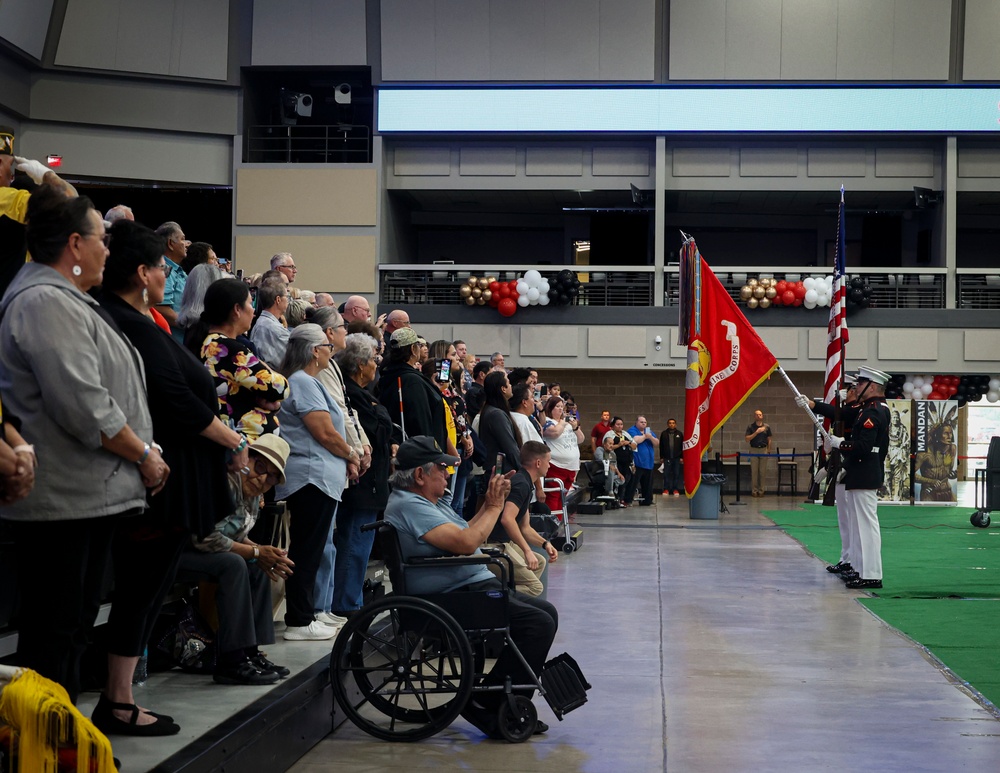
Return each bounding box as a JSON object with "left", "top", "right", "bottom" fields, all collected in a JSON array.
[{"left": 484, "top": 441, "right": 560, "bottom": 597}]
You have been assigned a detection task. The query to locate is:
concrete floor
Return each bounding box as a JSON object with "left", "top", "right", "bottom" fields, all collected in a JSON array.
[{"left": 290, "top": 488, "right": 1000, "bottom": 773}]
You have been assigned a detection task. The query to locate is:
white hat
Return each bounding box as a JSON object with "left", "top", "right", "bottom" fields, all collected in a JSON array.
[{"left": 856, "top": 366, "right": 890, "bottom": 386}]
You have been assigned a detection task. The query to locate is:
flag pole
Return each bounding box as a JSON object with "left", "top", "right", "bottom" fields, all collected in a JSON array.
[{"left": 776, "top": 366, "right": 833, "bottom": 440}]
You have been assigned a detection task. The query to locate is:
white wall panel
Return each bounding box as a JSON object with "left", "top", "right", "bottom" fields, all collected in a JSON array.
[
  {"left": 669, "top": 0, "right": 725, "bottom": 79},
  {"left": 874, "top": 148, "right": 935, "bottom": 178},
  {"left": 671, "top": 147, "right": 731, "bottom": 177},
  {"left": 520, "top": 326, "right": 580, "bottom": 357},
  {"left": 599, "top": 0, "right": 655, "bottom": 80},
  {"left": 836, "top": 0, "right": 893, "bottom": 80},
  {"left": 958, "top": 148, "right": 1000, "bottom": 179},
  {"left": 780, "top": 0, "right": 838, "bottom": 80},
  {"left": 525, "top": 147, "right": 583, "bottom": 176},
  {"left": 879, "top": 329, "right": 938, "bottom": 360},
  {"left": 963, "top": 0, "right": 1000, "bottom": 81},
  {"left": 489, "top": 0, "right": 547, "bottom": 80},
  {"left": 725, "top": 0, "right": 781, "bottom": 80},
  {"left": 116, "top": 0, "right": 174, "bottom": 75},
  {"left": 56, "top": 0, "right": 120, "bottom": 71},
  {"left": 0, "top": 0, "right": 55, "bottom": 60},
  {"left": 435, "top": 0, "right": 490, "bottom": 80},
  {"left": 252, "top": 0, "right": 367, "bottom": 66},
  {"left": 740, "top": 148, "right": 798, "bottom": 177},
  {"left": 544, "top": 0, "right": 600, "bottom": 80},
  {"left": 965, "top": 330, "right": 1000, "bottom": 363},
  {"left": 807, "top": 148, "right": 867, "bottom": 178},
  {"left": 393, "top": 147, "right": 452, "bottom": 176},
  {"left": 589, "top": 327, "right": 646, "bottom": 357},
  {"left": 460, "top": 148, "right": 517, "bottom": 176},
  {"left": 592, "top": 147, "right": 650, "bottom": 177},
  {"left": 891, "top": 0, "right": 950, "bottom": 80},
  {"left": 381, "top": 0, "right": 436, "bottom": 80}
]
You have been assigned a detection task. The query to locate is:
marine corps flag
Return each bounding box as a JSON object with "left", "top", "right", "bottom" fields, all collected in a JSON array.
[{"left": 679, "top": 236, "right": 779, "bottom": 497}]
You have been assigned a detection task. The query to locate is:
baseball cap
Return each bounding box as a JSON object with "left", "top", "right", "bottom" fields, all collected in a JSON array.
[
  {"left": 248, "top": 434, "right": 290, "bottom": 485},
  {"left": 0, "top": 127, "right": 13, "bottom": 156},
  {"left": 390, "top": 327, "right": 420, "bottom": 349},
  {"left": 395, "top": 436, "right": 460, "bottom": 469}
]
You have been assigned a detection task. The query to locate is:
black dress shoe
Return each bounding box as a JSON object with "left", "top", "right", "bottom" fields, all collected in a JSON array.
[
  {"left": 827, "top": 561, "right": 852, "bottom": 574},
  {"left": 533, "top": 719, "right": 549, "bottom": 734},
  {"left": 846, "top": 578, "right": 882, "bottom": 590},
  {"left": 214, "top": 659, "right": 280, "bottom": 686},
  {"left": 92, "top": 694, "right": 181, "bottom": 737},
  {"left": 251, "top": 652, "right": 290, "bottom": 678}
]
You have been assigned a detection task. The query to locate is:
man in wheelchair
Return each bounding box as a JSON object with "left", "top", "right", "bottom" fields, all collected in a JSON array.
[{"left": 385, "top": 436, "right": 559, "bottom": 738}]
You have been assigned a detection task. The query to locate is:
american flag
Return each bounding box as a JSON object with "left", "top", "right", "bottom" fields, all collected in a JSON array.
[{"left": 823, "top": 186, "right": 850, "bottom": 414}]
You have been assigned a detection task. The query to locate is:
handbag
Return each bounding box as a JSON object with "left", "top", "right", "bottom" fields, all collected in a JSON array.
[{"left": 149, "top": 597, "right": 216, "bottom": 674}]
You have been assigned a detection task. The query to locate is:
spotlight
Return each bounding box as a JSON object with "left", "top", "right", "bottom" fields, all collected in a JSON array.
[
  {"left": 280, "top": 89, "right": 313, "bottom": 124},
  {"left": 334, "top": 83, "right": 352, "bottom": 105},
  {"left": 913, "top": 186, "right": 941, "bottom": 209}
]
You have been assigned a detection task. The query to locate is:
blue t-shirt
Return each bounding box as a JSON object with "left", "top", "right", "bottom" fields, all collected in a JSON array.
[
  {"left": 628, "top": 425, "right": 657, "bottom": 470},
  {"left": 385, "top": 488, "right": 494, "bottom": 594},
  {"left": 276, "top": 370, "right": 347, "bottom": 501}
]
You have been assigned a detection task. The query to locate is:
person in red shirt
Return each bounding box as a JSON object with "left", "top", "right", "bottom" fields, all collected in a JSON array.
[{"left": 590, "top": 410, "right": 612, "bottom": 453}]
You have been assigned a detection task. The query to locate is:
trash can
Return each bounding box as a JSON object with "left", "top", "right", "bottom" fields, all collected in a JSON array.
[{"left": 689, "top": 474, "right": 726, "bottom": 520}]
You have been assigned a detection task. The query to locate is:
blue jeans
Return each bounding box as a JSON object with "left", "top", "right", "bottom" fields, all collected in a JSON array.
[
  {"left": 451, "top": 464, "right": 470, "bottom": 517},
  {"left": 332, "top": 504, "right": 378, "bottom": 613},
  {"left": 663, "top": 458, "right": 682, "bottom": 492},
  {"left": 312, "top": 500, "right": 340, "bottom": 614}
]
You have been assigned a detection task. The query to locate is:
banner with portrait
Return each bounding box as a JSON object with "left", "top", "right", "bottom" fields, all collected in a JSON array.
[
  {"left": 880, "top": 399, "right": 912, "bottom": 503},
  {"left": 913, "top": 400, "right": 959, "bottom": 504}
]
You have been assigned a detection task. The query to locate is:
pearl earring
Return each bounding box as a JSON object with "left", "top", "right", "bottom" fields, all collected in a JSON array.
[{"left": 72, "top": 265, "right": 82, "bottom": 277}]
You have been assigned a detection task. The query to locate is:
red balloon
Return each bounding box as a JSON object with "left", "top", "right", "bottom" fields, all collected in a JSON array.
[
  {"left": 776, "top": 280, "right": 788, "bottom": 294},
  {"left": 508, "top": 280, "right": 518, "bottom": 291},
  {"left": 793, "top": 282, "right": 807, "bottom": 300},
  {"left": 498, "top": 284, "right": 510, "bottom": 298},
  {"left": 498, "top": 297, "right": 517, "bottom": 317},
  {"left": 928, "top": 390, "right": 944, "bottom": 400},
  {"left": 772, "top": 292, "right": 783, "bottom": 306},
  {"left": 782, "top": 290, "right": 796, "bottom": 305},
  {"left": 792, "top": 297, "right": 803, "bottom": 307},
  {"left": 509, "top": 290, "right": 519, "bottom": 302},
  {"left": 489, "top": 281, "right": 500, "bottom": 293},
  {"left": 489, "top": 294, "right": 500, "bottom": 307}
]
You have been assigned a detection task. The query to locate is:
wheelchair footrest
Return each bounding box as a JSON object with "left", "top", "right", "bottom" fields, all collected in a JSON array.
[{"left": 540, "top": 653, "right": 591, "bottom": 719}]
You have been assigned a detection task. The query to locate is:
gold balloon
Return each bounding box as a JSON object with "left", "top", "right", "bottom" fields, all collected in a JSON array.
[
  {"left": 482, "top": 289, "right": 493, "bottom": 302},
  {"left": 468, "top": 275, "right": 479, "bottom": 287},
  {"left": 465, "top": 296, "right": 476, "bottom": 305},
  {"left": 478, "top": 277, "right": 489, "bottom": 290},
  {"left": 747, "top": 297, "right": 759, "bottom": 309},
  {"left": 765, "top": 287, "right": 777, "bottom": 299},
  {"left": 487, "top": 276, "right": 497, "bottom": 285},
  {"left": 752, "top": 286, "right": 765, "bottom": 299},
  {"left": 759, "top": 297, "right": 771, "bottom": 309},
  {"left": 740, "top": 285, "right": 752, "bottom": 300},
  {"left": 459, "top": 284, "right": 473, "bottom": 298},
  {"left": 472, "top": 287, "right": 482, "bottom": 298},
  {"left": 476, "top": 296, "right": 486, "bottom": 305},
  {"left": 760, "top": 278, "right": 772, "bottom": 289},
  {"left": 748, "top": 278, "right": 759, "bottom": 287}
]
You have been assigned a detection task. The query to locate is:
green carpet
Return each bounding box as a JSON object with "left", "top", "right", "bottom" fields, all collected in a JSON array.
[{"left": 765, "top": 503, "right": 1000, "bottom": 709}]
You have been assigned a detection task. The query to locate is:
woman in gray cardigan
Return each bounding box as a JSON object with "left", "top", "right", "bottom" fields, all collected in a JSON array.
[{"left": 0, "top": 189, "right": 171, "bottom": 729}]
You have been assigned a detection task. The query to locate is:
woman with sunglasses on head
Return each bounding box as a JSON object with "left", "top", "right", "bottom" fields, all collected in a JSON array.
[
  {"left": 0, "top": 190, "right": 170, "bottom": 728},
  {"left": 96, "top": 219, "right": 251, "bottom": 735},
  {"left": 276, "top": 324, "right": 355, "bottom": 640},
  {"left": 175, "top": 434, "right": 294, "bottom": 685}
]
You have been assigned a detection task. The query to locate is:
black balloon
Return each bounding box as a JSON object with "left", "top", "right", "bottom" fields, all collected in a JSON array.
[{"left": 850, "top": 276, "right": 864, "bottom": 289}]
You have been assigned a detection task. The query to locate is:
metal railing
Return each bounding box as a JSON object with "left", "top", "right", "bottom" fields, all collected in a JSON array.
[
  {"left": 245, "top": 124, "right": 371, "bottom": 163},
  {"left": 956, "top": 272, "right": 1000, "bottom": 310}
]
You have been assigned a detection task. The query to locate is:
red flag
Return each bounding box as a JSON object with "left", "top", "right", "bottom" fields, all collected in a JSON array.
[
  {"left": 679, "top": 239, "right": 778, "bottom": 498},
  {"left": 823, "top": 186, "right": 850, "bottom": 421}
]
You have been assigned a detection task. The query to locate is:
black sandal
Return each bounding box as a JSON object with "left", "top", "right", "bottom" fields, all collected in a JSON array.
[{"left": 91, "top": 694, "right": 180, "bottom": 737}]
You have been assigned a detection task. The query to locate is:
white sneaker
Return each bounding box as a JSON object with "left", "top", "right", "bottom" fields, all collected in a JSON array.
[
  {"left": 316, "top": 611, "right": 347, "bottom": 628},
  {"left": 284, "top": 621, "right": 338, "bottom": 641}
]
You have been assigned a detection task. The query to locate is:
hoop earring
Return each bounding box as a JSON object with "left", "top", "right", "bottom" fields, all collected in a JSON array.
[{"left": 72, "top": 265, "right": 82, "bottom": 277}]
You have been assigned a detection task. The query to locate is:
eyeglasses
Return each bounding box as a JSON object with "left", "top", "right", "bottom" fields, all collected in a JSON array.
[
  {"left": 155, "top": 263, "right": 173, "bottom": 277},
  {"left": 316, "top": 343, "right": 336, "bottom": 350},
  {"left": 330, "top": 324, "right": 346, "bottom": 331},
  {"left": 281, "top": 264, "right": 298, "bottom": 272},
  {"left": 250, "top": 457, "right": 279, "bottom": 486}
]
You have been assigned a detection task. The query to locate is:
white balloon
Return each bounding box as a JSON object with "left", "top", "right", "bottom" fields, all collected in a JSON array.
[
  {"left": 538, "top": 294, "right": 550, "bottom": 306},
  {"left": 913, "top": 376, "right": 925, "bottom": 388},
  {"left": 517, "top": 294, "right": 530, "bottom": 307},
  {"left": 516, "top": 282, "right": 529, "bottom": 296},
  {"left": 816, "top": 291, "right": 830, "bottom": 307},
  {"left": 803, "top": 277, "right": 816, "bottom": 291},
  {"left": 989, "top": 378, "right": 1000, "bottom": 391},
  {"left": 527, "top": 287, "right": 540, "bottom": 302},
  {"left": 540, "top": 280, "right": 550, "bottom": 294},
  {"left": 805, "top": 289, "right": 818, "bottom": 304},
  {"left": 825, "top": 275, "right": 834, "bottom": 287},
  {"left": 902, "top": 381, "right": 914, "bottom": 394},
  {"left": 524, "top": 269, "right": 542, "bottom": 286},
  {"left": 988, "top": 390, "right": 1000, "bottom": 403}
]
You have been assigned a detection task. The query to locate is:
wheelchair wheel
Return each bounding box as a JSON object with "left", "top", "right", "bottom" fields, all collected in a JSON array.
[
  {"left": 331, "top": 595, "right": 475, "bottom": 741},
  {"left": 496, "top": 695, "right": 537, "bottom": 743}
]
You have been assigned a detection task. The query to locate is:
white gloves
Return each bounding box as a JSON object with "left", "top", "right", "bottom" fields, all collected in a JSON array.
[
  {"left": 794, "top": 394, "right": 810, "bottom": 409},
  {"left": 14, "top": 156, "right": 50, "bottom": 185},
  {"left": 828, "top": 435, "right": 843, "bottom": 450},
  {"left": 838, "top": 388, "right": 848, "bottom": 402},
  {"left": 823, "top": 437, "right": 833, "bottom": 454},
  {"left": 814, "top": 468, "right": 827, "bottom": 484}
]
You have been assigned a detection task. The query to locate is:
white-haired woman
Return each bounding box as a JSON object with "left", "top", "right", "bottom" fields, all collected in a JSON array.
[
  {"left": 177, "top": 263, "right": 224, "bottom": 347},
  {"left": 275, "top": 324, "right": 353, "bottom": 641}
]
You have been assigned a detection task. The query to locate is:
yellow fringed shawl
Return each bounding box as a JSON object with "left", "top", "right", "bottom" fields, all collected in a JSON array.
[{"left": 0, "top": 668, "right": 115, "bottom": 773}]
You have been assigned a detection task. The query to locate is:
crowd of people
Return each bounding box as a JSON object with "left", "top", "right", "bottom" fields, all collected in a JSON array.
[{"left": 0, "top": 143, "right": 623, "bottom": 744}]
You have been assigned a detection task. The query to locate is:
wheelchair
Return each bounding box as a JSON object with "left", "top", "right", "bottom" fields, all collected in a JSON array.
[{"left": 329, "top": 521, "right": 590, "bottom": 743}]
